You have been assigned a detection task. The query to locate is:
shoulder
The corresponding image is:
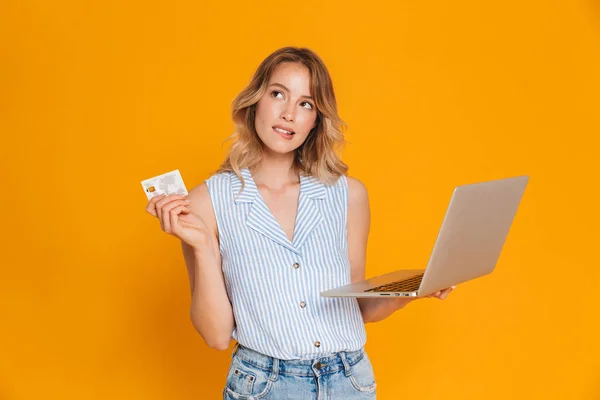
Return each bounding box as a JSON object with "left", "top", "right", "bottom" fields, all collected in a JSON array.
[
  {"left": 345, "top": 175, "right": 369, "bottom": 206},
  {"left": 186, "top": 182, "right": 213, "bottom": 219},
  {"left": 346, "top": 176, "right": 370, "bottom": 242},
  {"left": 185, "top": 171, "right": 231, "bottom": 233}
]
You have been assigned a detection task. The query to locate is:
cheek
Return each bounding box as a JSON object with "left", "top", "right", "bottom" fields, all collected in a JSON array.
[
  {"left": 297, "top": 114, "right": 317, "bottom": 135},
  {"left": 254, "top": 101, "right": 266, "bottom": 123},
  {"left": 255, "top": 97, "right": 279, "bottom": 121}
]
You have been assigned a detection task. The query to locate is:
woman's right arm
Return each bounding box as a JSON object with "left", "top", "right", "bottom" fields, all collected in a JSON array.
[{"left": 147, "top": 183, "right": 234, "bottom": 350}]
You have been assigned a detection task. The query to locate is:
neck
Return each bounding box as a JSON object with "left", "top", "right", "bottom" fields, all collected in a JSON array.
[{"left": 250, "top": 150, "right": 299, "bottom": 190}]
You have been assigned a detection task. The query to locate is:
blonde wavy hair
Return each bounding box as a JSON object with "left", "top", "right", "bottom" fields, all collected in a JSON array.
[{"left": 215, "top": 46, "right": 349, "bottom": 189}]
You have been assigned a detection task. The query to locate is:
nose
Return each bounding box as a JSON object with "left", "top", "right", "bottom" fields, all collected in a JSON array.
[{"left": 281, "top": 103, "right": 295, "bottom": 122}]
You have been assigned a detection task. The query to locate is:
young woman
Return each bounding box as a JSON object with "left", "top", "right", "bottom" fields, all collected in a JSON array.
[{"left": 146, "top": 47, "right": 454, "bottom": 399}]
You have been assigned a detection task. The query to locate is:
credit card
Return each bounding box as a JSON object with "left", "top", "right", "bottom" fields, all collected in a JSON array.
[{"left": 141, "top": 169, "right": 188, "bottom": 200}]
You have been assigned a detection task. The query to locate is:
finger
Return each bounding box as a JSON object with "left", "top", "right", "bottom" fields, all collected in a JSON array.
[
  {"left": 169, "top": 205, "right": 189, "bottom": 235},
  {"left": 438, "top": 287, "right": 454, "bottom": 300},
  {"left": 155, "top": 194, "right": 187, "bottom": 229},
  {"left": 156, "top": 193, "right": 187, "bottom": 204},
  {"left": 146, "top": 194, "right": 166, "bottom": 216},
  {"left": 155, "top": 193, "right": 187, "bottom": 212},
  {"left": 162, "top": 199, "right": 191, "bottom": 233},
  {"left": 155, "top": 194, "right": 178, "bottom": 228},
  {"left": 161, "top": 199, "right": 191, "bottom": 215}
]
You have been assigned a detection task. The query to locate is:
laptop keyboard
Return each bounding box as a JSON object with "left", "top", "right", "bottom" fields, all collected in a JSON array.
[{"left": 364, "top": 273, "right": 425, "bottom": 293}]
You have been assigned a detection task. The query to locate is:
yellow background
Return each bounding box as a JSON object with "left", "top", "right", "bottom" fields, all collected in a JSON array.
[{"left": 1, "top": 0, "right": 599, "bottom": 398}]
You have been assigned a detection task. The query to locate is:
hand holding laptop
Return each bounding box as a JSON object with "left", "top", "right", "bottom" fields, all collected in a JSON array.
[
  {"left": 394, "top": 285, "right": 456, "bottom": 307},
  {"left": 321, "top": 175, "right": 529, "bottom": 299},
  {"left": 425, "top": 285, "right": 456, "bottom": 300}
]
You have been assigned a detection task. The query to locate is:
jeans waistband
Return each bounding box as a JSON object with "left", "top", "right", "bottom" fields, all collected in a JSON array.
[{"left": 232, "top": 343, "right": 366, "bottom": 377}]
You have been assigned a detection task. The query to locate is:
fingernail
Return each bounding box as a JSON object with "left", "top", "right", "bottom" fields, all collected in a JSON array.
[
  {"left": 184, "top": 200, "right": 191, "bottom": 203},
  {"left": 452, "top": 286, "right": 456, "bottom": 289}
]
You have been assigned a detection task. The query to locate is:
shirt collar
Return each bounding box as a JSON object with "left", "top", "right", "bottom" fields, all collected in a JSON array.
[{"left": 230, "top": 167, "right": 327, "bottom": 204}]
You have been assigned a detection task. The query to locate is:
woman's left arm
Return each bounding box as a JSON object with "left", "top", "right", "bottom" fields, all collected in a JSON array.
[{"left": 346, "top": 176, "right": 454, "bottom": 324}]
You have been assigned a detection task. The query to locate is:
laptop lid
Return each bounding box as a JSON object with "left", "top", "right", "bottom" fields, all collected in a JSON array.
[{"left": 417, "top": 175, "right": 529, "bottom": 296}]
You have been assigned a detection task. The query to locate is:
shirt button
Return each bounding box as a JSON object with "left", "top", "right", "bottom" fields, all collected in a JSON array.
[
  {"left": 314, "top": 341, "right": 321, "bottom": 348},
  {"left": 292, "top": 262, "right": 300, "bottom": 269},
  {"left": 300, "top": 301, "right": 306, "bottom": 308}
]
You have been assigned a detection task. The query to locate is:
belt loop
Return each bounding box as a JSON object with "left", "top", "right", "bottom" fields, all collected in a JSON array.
[
  {"left": 339, "top": 351, "right": 351, "bottom": 377},
  {"left": 269, "top": 357, "right": 280, "bottom": 381}
]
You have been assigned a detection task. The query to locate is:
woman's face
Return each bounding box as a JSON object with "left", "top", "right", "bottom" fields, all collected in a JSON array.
[{"left": 254, "top": 62, "right": 318, "bottom": 157}]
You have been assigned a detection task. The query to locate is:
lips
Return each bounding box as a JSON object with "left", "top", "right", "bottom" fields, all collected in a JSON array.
[
  {"left": 273, "top": 127, "right": 294, "bottom": 140},
  {"left": 273, "top": 125, "right": 294, "bottom": 135}
]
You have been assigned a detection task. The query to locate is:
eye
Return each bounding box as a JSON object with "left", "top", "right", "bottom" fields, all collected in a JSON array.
[
  {"left": 301, "top": 101, "right": 314, "bottom": 110},
  {"left": 271, "top": 90, "right": 284, "bottom": 99}
]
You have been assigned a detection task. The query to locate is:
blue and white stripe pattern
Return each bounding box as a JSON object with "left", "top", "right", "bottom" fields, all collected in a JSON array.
[{"left": 204, "top": 167, "right": 366, "bottom": 360}]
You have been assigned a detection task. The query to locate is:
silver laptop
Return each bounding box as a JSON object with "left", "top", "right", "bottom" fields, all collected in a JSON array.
[{"left": 321, "top": 175, "right": 529, "bottom": 298}]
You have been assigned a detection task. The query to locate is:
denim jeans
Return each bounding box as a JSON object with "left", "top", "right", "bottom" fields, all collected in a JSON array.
[{"left": 223, "top": 343, "right": 377, "bottom": 399}]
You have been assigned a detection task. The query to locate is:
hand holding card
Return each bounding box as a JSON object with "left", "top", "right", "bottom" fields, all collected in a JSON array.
[{"left": 143, "top": 170, "right": 218, "bottom": 255}]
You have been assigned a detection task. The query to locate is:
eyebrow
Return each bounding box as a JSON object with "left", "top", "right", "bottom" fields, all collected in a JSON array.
[{"left": 269, "top": 83, "right": 313, "bottom": 100}]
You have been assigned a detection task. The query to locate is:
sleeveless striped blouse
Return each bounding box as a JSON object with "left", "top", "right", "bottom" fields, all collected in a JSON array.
[{"left": 204, "top": 167, "right": 366, "bottom": 360}]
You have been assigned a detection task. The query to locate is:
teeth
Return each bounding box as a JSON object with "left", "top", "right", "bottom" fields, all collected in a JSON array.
[{"left": 274, "top": 127, "right": 292, "bottom": 135}]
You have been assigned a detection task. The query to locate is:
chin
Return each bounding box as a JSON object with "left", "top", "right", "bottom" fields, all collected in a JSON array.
[
  {"left": 258, "top": 137, "right": 293, "bottom": 152},
  {"left": 263, "top": 144, "right": 296, "bottom": 156}
]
